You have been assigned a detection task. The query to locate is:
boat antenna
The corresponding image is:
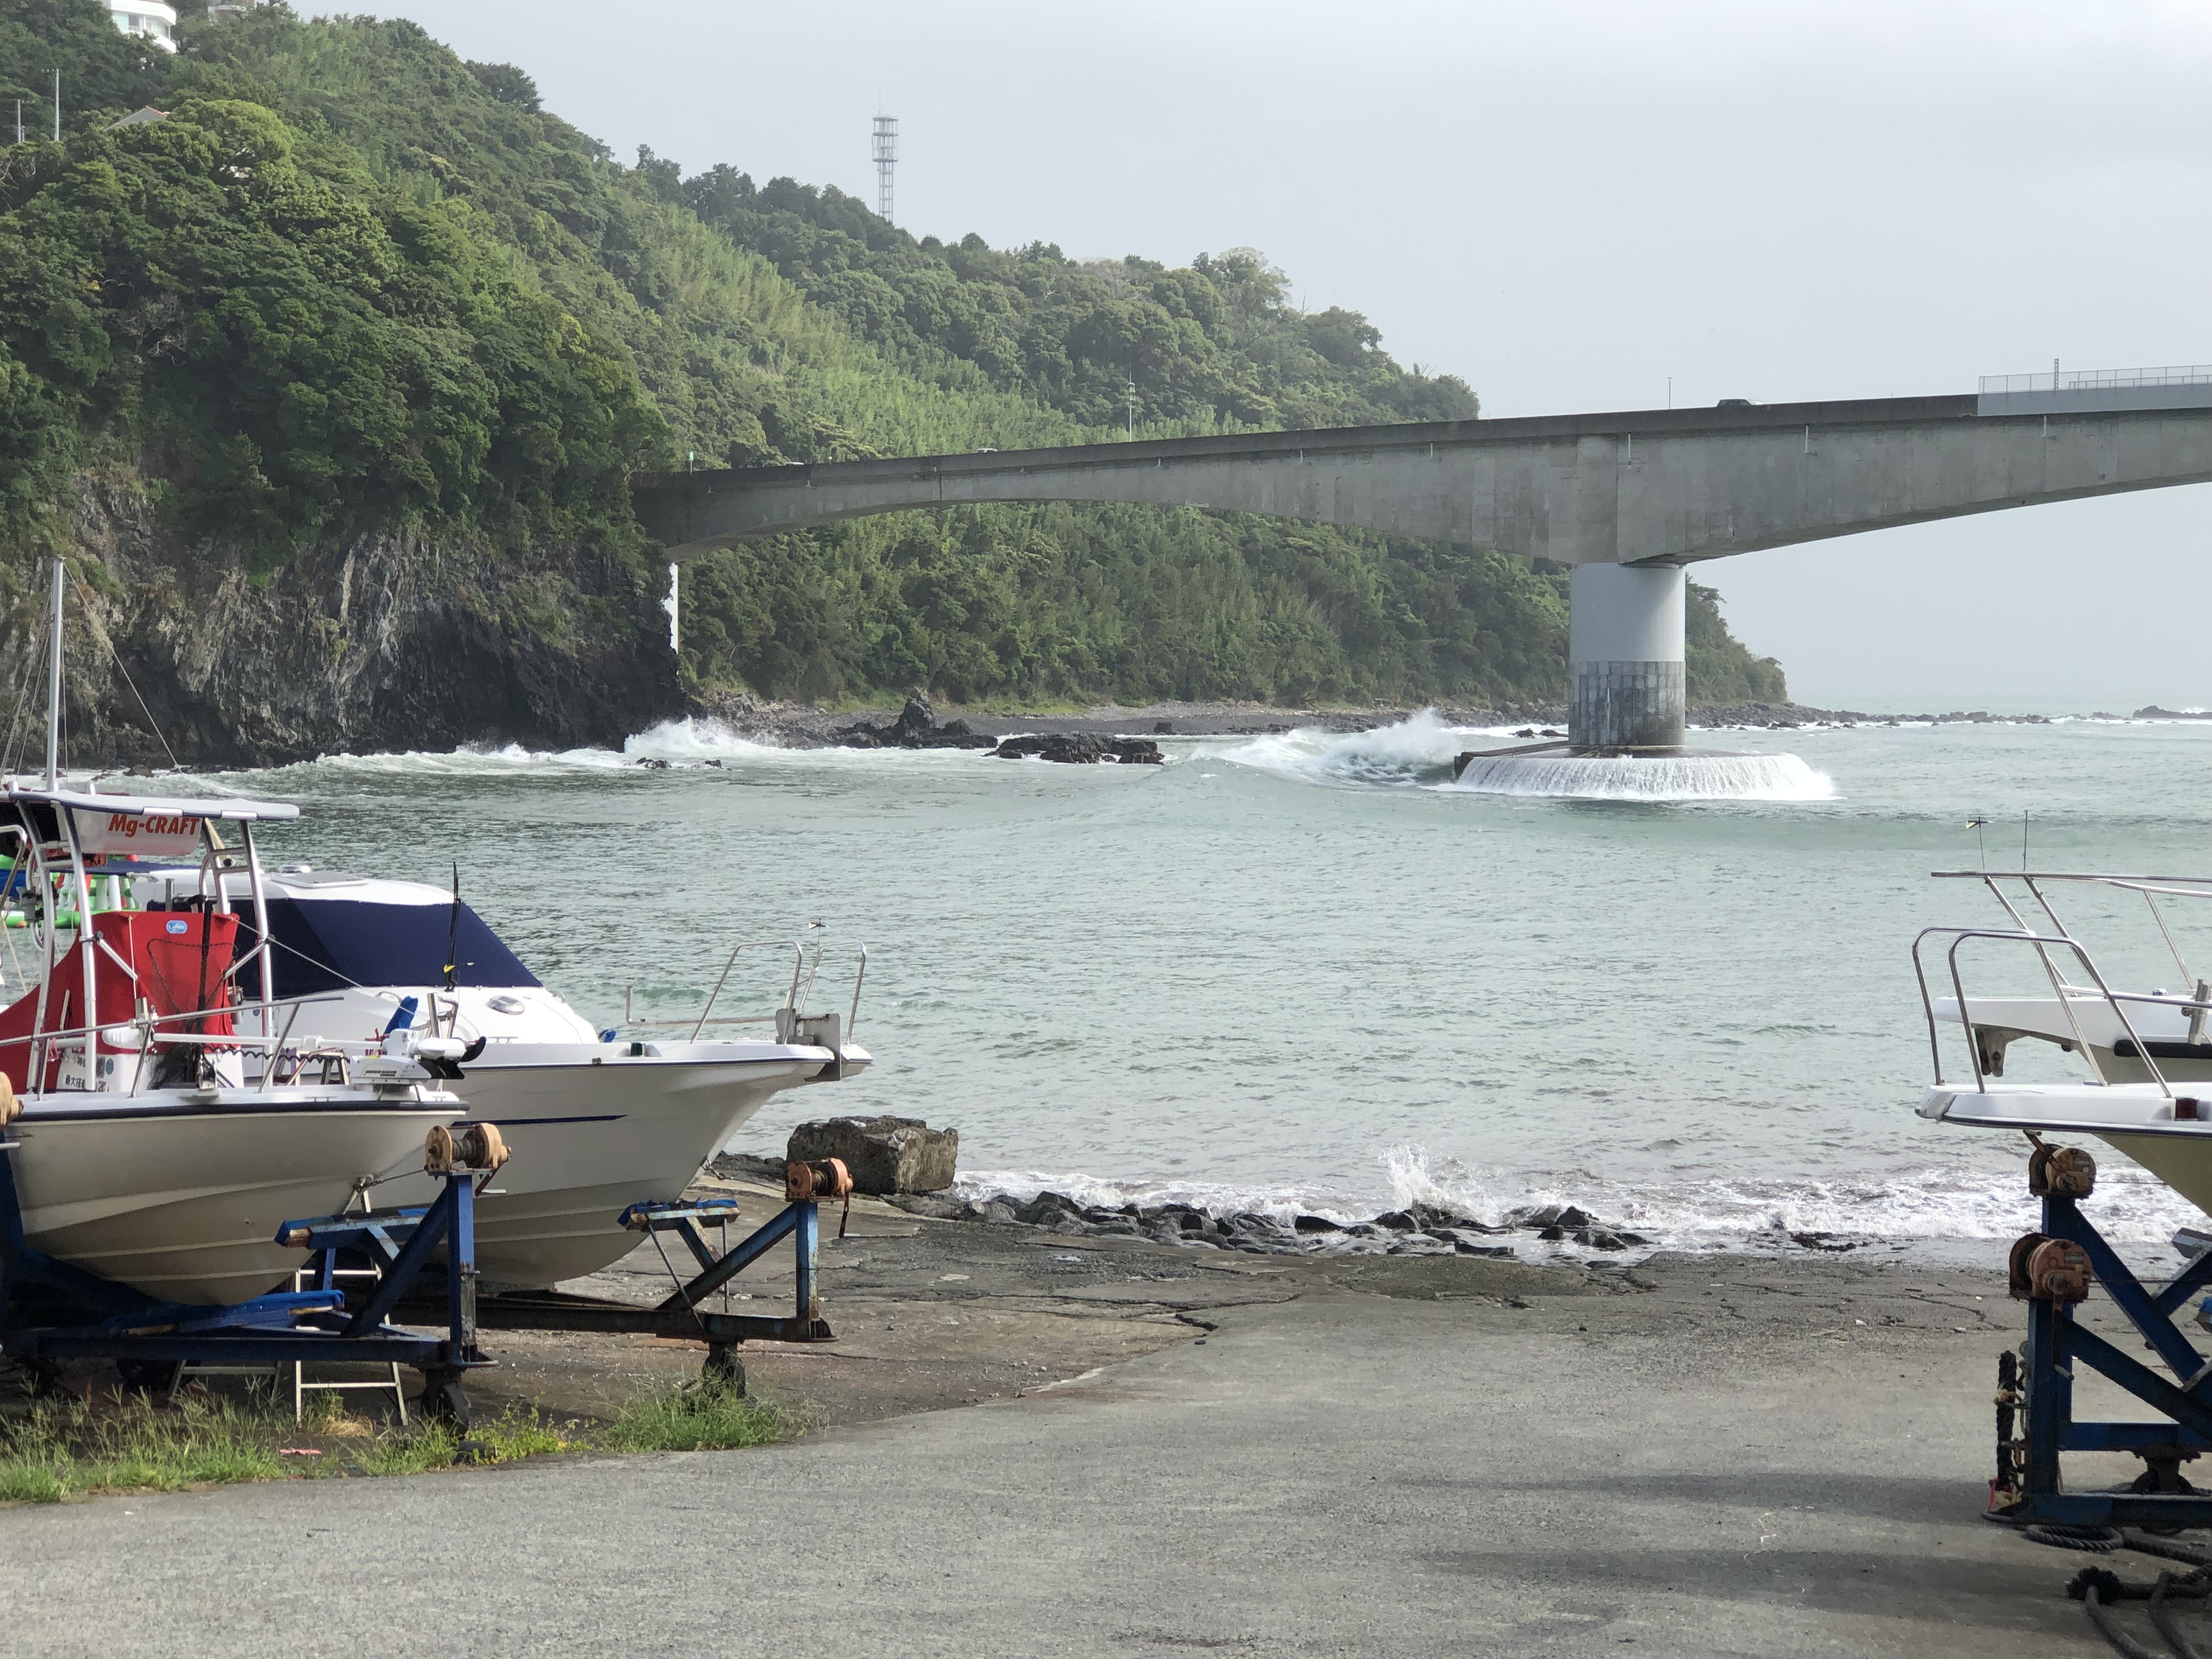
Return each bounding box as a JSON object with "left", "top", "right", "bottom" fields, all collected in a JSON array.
[
  {"left": 444, "top": 862, "right": 460, "bottom": 991},
  {"left": 1966, "top": 817, "right": 1988, "bottom": 869},
  {"left": 43, "top": 557, "right": 64, "bottom": 789}
]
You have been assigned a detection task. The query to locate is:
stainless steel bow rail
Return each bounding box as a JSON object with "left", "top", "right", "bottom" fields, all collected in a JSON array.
[
  {"left": 0, "top": 1131, "right": 496, "bottom": 1426},
  {"left": 1989, "top": 1147, "right": 2212, "bottom": 1530}
]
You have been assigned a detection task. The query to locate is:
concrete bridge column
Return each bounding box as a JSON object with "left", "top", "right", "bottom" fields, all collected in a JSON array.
[{"left": 1568, "top": 563, "right": 1685, "bottom": 752}]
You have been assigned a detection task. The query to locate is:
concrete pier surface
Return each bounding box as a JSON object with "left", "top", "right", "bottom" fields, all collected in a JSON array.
[{"left": 0, "top": 1201, "right": 2163, "bottom": 1657}]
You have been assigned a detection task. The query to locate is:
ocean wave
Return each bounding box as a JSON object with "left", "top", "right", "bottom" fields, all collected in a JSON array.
[
  {"left": 1214, "top": 709, "right": 1837, "bottom": 802},
  {"left": 951, "top": 1143, "right": 2204, "bottom": 1263},
  {"left": 1213, "top": 709, "right": 1485, "bottom": 789}
]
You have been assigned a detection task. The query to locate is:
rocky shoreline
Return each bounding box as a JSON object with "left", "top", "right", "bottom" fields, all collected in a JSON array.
[
  {"left": 687, "top": 688, "right": 2160, "bottom": 751},
  {"left": 708, "top": 1155, "right": 1866, "bottom": 1260}
]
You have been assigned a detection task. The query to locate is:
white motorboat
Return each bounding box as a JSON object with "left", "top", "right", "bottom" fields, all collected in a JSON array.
[
  {"left": 1913, "top": 879, "right": 2212, "bottom": 1216},
  {"left": 115, "top": 865, "right": 872, "bottom": 1288},
  {"left": 0, "top": 785, "right": 461, "bottom": 1304}
]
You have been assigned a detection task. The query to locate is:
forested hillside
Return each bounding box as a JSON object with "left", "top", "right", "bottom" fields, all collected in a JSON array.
[{"left": 0, "top": 1, "right": 1783, "bottom": 754}]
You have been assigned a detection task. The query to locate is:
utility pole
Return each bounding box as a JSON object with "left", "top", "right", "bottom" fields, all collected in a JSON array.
[
  {"left": 52, "top": 69, "right": 59, "bottom": 142},
  {"left": 1127, "top": 376, "right": 1137, "bottom": 439}
]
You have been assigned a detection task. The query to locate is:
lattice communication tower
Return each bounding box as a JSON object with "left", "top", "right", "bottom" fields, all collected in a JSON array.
[{"left": 871, "top": 115, "right": 898, "bottom": 223}]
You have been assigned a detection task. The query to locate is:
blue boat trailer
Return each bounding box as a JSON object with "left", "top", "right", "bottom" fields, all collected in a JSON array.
[
  {"left": 0, "top": 1139, "right": 841, "bottom": 1426},
  {"left": 0, "top": 1136, "right": 494, "bottom": 1425},
  {"left": 1993, "top": 1144, "right": 2212, "bottom": 1530},
  {"left": 390, "top": 1190, "right": 837, "bottom": 1395}
]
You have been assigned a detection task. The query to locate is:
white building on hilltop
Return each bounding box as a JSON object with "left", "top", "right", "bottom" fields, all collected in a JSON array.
[{"left": 109, "top": 1, "right": 177, "bottom": 51}]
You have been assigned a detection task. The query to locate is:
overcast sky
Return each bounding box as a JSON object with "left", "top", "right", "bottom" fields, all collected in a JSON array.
[{"left": 387, "top": 0, "right": 2210, "bottom": 708}]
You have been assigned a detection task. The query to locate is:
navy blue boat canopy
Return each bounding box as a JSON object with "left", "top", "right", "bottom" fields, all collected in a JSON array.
[{"left": 240, "top": 898, "right": 540, "bottom": 997}]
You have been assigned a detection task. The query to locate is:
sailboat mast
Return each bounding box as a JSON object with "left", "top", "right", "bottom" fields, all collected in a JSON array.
[{"left": 44, "top": 557, "right": 63, "bottom": 789}]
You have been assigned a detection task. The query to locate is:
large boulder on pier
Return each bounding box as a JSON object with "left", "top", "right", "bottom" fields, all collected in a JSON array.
[{"left": 786, "top": 1115, "right": 959, "bottom": 1194}]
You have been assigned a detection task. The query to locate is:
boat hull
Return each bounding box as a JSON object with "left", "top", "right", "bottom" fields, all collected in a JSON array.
[
  {"left": 371, "top": 1043, "right": 857, "bottom": 1288},
  {"left": 8, "top": 1100, "right": 452, "bottom": 1305}
]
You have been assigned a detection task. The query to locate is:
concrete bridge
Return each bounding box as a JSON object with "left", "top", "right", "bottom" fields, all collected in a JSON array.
[{"left": 633, "top": 374, "right": 2212, "bottom": 750}]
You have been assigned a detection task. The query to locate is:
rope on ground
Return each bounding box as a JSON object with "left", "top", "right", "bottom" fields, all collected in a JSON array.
[
  {"left": 2073, "top": 1571, "right": 2172, "bottom": 1659},
  {"left": 2029, "top": 1523, "right": 2125, "bottom": 1552},
  {"left": 2131, "top": 1536, "right": 2212, "bottom": 1571},
  {"left": 2151, "top": 1575, "right": 2209, "bottom": 1659}
]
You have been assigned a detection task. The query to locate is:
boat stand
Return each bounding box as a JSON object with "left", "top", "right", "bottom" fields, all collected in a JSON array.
[
  {"left": 390, "top": 1194, "right": 834, "bottom": 1392},
  {"left": 0, "top": 1138, "right": 492, "bottom": 1426},
  {"left": 1993, "top": 1149, "right": 2212, "bottom": 1528}
]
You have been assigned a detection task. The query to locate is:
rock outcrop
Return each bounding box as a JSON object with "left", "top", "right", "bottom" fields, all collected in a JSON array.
[
  {"left": 26, "top": 478, "right": 679, "bottom": 766},
  {"left": 786, "top": 1114, "right": 959, "bottom": 1194},
  {"left": 992, "top": 733, "right": 1164, "bottom": 765},
  {"left": 831, "top": 693, "right": 996, "bottom": 751}
]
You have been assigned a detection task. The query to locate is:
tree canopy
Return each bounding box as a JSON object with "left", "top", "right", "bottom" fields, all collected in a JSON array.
[{"left": 0, "top": 1, "right": 1785, "bottom": 708}]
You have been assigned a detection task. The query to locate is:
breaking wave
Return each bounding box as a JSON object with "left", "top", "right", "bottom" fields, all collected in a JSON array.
[
  {"left": 1216, "top": 709, "right": 1835, "bottom": 802},
  {"left": 953, "top": 1144, "right": 2204, "bottom": 1265}
]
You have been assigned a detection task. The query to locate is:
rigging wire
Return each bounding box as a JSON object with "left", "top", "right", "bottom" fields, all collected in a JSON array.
[{"left": 71, "top": 574, "right": 180, "bottom": 771}]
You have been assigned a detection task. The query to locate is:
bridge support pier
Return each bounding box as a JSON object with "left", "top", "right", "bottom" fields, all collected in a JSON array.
[{"left": 1568, "top": 563, "right": 1685, "bottom": 752}]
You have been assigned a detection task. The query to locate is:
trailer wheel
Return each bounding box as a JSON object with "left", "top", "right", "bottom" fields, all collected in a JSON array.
[
  {"left": 417, "top": 1368, "right": 471, "bottom": 1431},
  {"left": 703, "top": 1344, "right": 747, "bottom": 1396},
  {"left": 116, "top": 1358, "right": 180, "bottom": 1395}
]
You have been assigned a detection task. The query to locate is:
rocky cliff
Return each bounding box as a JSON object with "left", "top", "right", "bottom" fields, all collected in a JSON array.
[{"left": 12, "top": 481, "right": 679, "bottom": 769}]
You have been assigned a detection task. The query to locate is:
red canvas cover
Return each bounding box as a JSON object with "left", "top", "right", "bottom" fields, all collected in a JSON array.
[{"left": 0, "top": 910, "right": 238, "bottom": 1092}]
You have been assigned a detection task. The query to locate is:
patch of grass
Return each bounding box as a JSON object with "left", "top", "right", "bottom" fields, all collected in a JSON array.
[
  {"left": 0, "top": 1395, "right": 285, "bottom": 1500},
  {"left": 602, "top": 1380, "right": 799, "bottom": 1452},
  {"left": 0, "top": 1376, "right": 785, "bottom": 1505}
]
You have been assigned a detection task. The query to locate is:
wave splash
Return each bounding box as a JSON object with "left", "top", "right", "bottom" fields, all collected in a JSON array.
[
  {"left": 1218, "top": 709, "right": 1485, "bottom": 789},
  {"left": 1218, "top": 709, "right": 1835, "bottom": 801},
  {"left": 1452, "top": 749, "right": 1835, "bottom": 802},
  {"left": 952, "top": 1144, "right": 2205, "bottom": 1262}
]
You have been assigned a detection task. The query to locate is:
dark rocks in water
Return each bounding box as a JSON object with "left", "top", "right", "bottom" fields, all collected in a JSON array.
[
  {"left": 992, "top": 733, "right": 1164, "bottom": 765},
  {"left": 636, "top": 756, "right": 670, "bottom": 770},
  {"left": 1575, "top": 1228, "right": 1628, "bottom": 1250},
  {"left": 1293, "top": 1214, "right": 1342, "bottom": 1234},
  {"left": 1789, "top": 1230, "right": 1869, "bottom": 1252},
  {"left": 1538, "top": 1224, "right": 1568, "bottom": 1241},
  {"left": 1372, "top": 1210, "right": 1420, "bottom": 1232},
  {"left": 1555, "top": 1206, "right": 1592, "bottom": 1229},
  {"left": 833, "top": 693, "right": 997, "bottom": 751},
  {"left": 787, "top": 1114, "right": 960, "bottom": 1194},
  {"left": 1454, "top": 1240, "right": 1517, "bottom": 1259}
]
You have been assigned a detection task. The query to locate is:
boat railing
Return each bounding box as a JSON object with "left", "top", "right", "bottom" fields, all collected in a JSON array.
[
  {"left": 0, "top": 991, "right": 453, "bottom": 1096},
  {"left": 1913, "top": 925, "right": 2181, "bottom": 1096},
  {"left": 1934, "top": 870, "right": 2212, "bottom": 1012},
  {"left": 618, "top": 935, "right": 870, "bottom": 1048}
]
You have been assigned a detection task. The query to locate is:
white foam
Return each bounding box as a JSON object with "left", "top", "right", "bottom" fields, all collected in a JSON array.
[
  {"left": 1214, "top": 709, "right": 1837, "bottom": 802},
  {"left": 1451, "top": 750, "right": 1836, "bottom": 802},
  {"left": 1379, "top": 1145, "right": 2204, "bottom": 1256},
  {"left": 1214, "top": 709, "right": 1481, "bottom": 789},
  {"left": 947, "top": 1144, "right": 2208, "bottom": 1264}
]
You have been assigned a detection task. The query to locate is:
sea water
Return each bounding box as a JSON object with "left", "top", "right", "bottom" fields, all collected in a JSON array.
[{"left": 201, "top": 712, "right": 2212, "bottom": 1260}]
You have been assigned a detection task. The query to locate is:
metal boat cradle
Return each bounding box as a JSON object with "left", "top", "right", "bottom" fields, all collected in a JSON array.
[{"left": 0, "top": 1128, "right": 846, "bottom": 1427}]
